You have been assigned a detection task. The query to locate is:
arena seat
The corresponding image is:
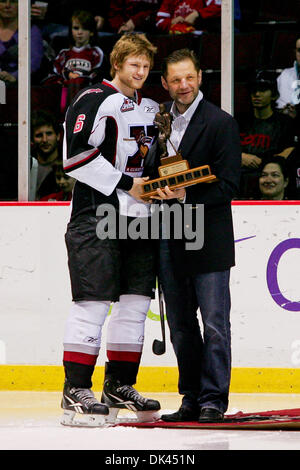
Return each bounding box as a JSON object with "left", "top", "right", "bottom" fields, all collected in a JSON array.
[
  {"left": 268, "top": 31, "right": 300, "bottom": 70},
  {"left": 205, "top": 80, "right": 252, "bottom": 118},
  {"left": 148, "top": 34, "right": 195, "bottom": 71},
  {"left": 234, "top": 32, "right": 265, "bottom": 72},
  {"left": 256, "top": 0, "right": 300, "bottom": 23},
  {"left": 197, "top": 33, "right": 221, "bottom": 71}
]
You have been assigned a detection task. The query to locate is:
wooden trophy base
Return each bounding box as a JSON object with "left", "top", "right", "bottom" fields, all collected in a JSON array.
[{"left": 141, "top": 163, "right": 217, "bottom": 200}]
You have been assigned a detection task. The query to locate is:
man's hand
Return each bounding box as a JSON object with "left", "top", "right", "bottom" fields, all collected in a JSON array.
[
  {"left": 241, "top": 153, "right": 262, "bottom": 168},
  {"left": 152, "top": 185, "right": 186, "bottom": 201},
  {"left": 128, "top": 177, "right": 149, "bottom": 202}
]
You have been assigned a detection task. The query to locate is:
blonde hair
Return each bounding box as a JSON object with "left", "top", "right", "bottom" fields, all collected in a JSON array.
[{"left": 110, "top": 33, "right": 157, "bottom": 78}]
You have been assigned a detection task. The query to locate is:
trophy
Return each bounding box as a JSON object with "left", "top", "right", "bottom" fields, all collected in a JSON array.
[{"left": 141, "top": 104, "right": 217, "bottom": 200}]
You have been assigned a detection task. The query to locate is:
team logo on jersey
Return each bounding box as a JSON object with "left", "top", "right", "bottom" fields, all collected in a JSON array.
[
  {"left": 144, "top": 105, "right": 156, "bottom": 113},
  {"left": 137, "top": 131, "right": 152, "bottom": 158},
  {"left": 125, "top": 130, "right": 153, "bottom": 173},
  {"left": 65, "top": 58, "right": 91, "bottom": 72},
  {"left": 120, "top": 98, "right": 135, "bottom": 113}
]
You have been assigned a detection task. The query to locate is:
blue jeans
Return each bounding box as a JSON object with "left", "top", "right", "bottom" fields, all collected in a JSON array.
[{"left": 159, "top": 240, "right": 232, "bottom": 413}]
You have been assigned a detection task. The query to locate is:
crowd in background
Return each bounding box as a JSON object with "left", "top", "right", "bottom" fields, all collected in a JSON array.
[{"left": 0, "top": 0, "right": 299, "bottom": 201}]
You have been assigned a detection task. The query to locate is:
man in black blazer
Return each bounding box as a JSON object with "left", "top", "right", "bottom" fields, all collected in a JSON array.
[{"left": 155, "top": 49, "right": 241, "bottom": 423}]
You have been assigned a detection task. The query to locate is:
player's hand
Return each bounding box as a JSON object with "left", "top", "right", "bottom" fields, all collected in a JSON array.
[{"left": 128, "top": 177, "right": 149, "bottom": 202}]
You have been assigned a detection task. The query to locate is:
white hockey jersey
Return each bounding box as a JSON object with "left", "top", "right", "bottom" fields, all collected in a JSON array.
[{"left": 63, "top": 79, "right": 159, "bottom": 218}]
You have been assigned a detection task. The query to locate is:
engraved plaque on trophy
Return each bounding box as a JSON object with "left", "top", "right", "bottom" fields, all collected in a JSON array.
[{"left": 141, "top": 104, "right": 217, "bottom": 200}]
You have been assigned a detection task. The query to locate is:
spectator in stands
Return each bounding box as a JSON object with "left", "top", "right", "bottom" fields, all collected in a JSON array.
[
  {"left": 43, "top": 10, "right": 108, "bottom": 114},
  {"left": 51, "top": 10, "right": 106, "bottom": 84},
  {"left": 284, "top": 140, "right": 300, "bottom": 200},
  {"left": 276, "top": 35, "right": 300, "bottom": 121},
  {"left": 156, "top": 0, "right": 221, "bottom": 34},
  {"left": 258, "top": 157, "right": 289, "bottom": 200},
  {"left": 108, "top": 0, "right": 161, "bottom": 34},
  {"left": 0, "top": 0, "right": 43, "bottom": 84},
  {"left": 31, "top": 1, "right": 109, "bottom": 40},
  {"left": 40, "top": 161, "right": 75, "bottom": 201},
  {"left": 30, "top": 110, "right": 62, "bottom": 200},
  {"left": 238, "top": 70, "right": 296, "bottom": 198}
]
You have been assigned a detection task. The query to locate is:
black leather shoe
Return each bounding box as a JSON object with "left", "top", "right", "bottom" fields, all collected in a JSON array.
[
  {"left": 161, "top": 406, "right": 199, "bottom": 422},
  {"left": 198, "top": 407, "right": 224, "bottom": 423}
]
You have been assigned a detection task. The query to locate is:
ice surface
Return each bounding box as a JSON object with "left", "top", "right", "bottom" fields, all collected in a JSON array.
[{"left": 1, "top": 392, "right": 300, "bottom": 451}]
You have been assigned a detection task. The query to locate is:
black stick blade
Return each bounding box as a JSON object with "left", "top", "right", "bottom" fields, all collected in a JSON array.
[{"left": 152, "top": 339, "right": 166, "bottom": 355}]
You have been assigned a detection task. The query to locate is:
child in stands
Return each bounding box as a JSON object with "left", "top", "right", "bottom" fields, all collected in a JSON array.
[
  {"left": 44, "top": 10, "right": 107, "bottom": 114},
  {"left": 53, "top": 9, "right": 105, "bottom": 84}
]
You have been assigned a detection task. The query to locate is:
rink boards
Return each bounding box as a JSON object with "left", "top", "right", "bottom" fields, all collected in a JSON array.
[{"left": 0, "top": 201, "right": 300, "bottom": 393}]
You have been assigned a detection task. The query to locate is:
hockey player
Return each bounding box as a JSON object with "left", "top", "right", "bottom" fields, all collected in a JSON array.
[{"left": 61, "top": 33, "right": 161, "bottom": 427}]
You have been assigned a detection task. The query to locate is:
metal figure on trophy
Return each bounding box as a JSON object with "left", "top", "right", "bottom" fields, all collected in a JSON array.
[{"left": 141, "top": 104, "right": 217, "bottom": 200}]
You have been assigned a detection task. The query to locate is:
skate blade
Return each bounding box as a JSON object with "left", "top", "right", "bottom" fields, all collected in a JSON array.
[
  {"left": 108, "top": 409, "right": 161, "bottom": 424},
  {"left": 105, "top": 407, "right": 120, "bottom": 424},
  {"left": 134, "top": 410, "right": 161, "bottom": 423},
  {"left": 61, "top": 409, "right": 108, "bottom": 428}
]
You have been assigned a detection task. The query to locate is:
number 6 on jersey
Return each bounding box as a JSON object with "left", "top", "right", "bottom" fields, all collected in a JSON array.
[{"left": 73, "top": 114, "right": 86, "bottom": 134}]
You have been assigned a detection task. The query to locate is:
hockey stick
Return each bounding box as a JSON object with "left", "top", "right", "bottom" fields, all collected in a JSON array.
[{"left": 152, "top": 282, "right": 166, "bottom": 355}]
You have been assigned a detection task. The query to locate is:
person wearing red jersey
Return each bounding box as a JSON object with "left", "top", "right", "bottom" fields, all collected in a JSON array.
[
  {"left": 40, "top": 161, "right": 75, "bottom": 201},
  {"left": 44, "top": 10, "right": 108, "bottom": 114},
  {"left": 52, "top": 10, "right": 105, "bottom": 84},
  {"left": 156, "top": 0, "right": 221, "bottom": 34},
  {"left": 108, "top": 0, "right": 162, "bottom": 34}
]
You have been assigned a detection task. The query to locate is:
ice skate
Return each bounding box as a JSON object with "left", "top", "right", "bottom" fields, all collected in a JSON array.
[
  {"left": 61, "top": 381, "right": 109, "bottom": 427},
  {"left": 101, "top": 377, "right": 161, "bottom": 424}
]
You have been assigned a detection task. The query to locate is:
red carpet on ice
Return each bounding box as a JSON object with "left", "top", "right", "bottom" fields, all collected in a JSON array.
[{"left": 117, "top": 408, "right": 300, "bottom": 430}]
